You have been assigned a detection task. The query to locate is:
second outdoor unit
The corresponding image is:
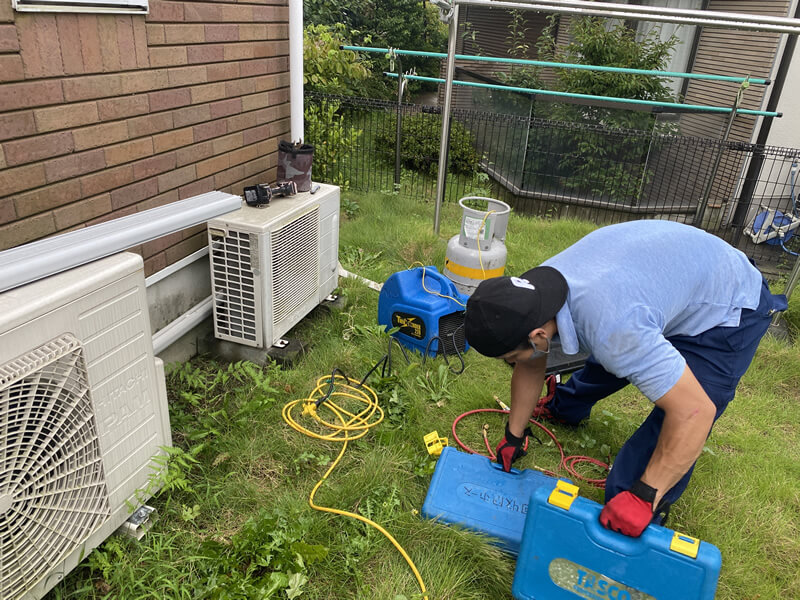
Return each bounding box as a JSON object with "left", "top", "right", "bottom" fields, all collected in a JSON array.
[
  {"left": 0, "top": 252, "right": 171, "bottom": 600},
  {"left": 207, "top": 183, "right": 340, "bottom": 349}
]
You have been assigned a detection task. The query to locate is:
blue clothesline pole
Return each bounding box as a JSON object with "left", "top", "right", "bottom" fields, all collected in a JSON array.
[
  {"left": 343, "top": 45, "right": 770, "bottom": 86},
  {"left": 383, "top": 72, "right": 781, "bottom": 118}
]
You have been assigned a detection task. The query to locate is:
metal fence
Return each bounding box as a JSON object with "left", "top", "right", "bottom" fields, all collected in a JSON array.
[{"left": 305, "top": 92, "right": 800, "bottom": 275}]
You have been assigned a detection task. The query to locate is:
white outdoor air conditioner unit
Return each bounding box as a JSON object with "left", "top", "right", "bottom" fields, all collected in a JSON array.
[
  {"left": 207, "top": 183, "right": 340, "bottom": 349},
  {"left": 0, "top": 252, "right": 171, "bottom": 600}
]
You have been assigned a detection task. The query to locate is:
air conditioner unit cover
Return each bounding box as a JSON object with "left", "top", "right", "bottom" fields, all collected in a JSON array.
[
  {"left": 0, "top": 252, "right": 171, "bottom": 600},
  {"left": 208, "top": 183, "right": 340, "bottom": 348}
]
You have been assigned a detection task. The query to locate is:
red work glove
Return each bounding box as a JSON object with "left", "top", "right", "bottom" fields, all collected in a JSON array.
[
  {"left": 599, "top": 480, "right": 657, "bottom": 538},
  {"left": 494, "top": 423, "right": 531, "bottom": 472}
]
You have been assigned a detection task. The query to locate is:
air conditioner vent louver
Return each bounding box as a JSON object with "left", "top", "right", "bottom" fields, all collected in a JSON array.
[
  {"left": 271, "top": 207, "right": 319, "bottom": 327},
  {"left": 0, "top": 334, "right": 110, "bottom": 600},
  {"left": 211, "top": 230, "right": 259, "bottom": 344}
]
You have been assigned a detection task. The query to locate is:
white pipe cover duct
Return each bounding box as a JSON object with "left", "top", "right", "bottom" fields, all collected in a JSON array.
[{"left": 0, "top": 191, "right": 242, "bottom": 294}]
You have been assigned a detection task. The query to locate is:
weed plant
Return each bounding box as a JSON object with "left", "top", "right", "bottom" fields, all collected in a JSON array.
[{"left": 50, "top": 192, "right": 800, "bottom": 600}]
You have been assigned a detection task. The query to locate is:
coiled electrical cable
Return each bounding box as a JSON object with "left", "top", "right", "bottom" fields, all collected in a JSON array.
[{"left": 283, "top": 370, "right": 429, "bottom": 600}]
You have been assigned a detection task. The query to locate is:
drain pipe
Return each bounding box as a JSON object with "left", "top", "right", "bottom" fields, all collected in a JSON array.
[
  {"left": 338, "top": 263, "right": 383, "bottom": 292},
  {"left": 148, "top": 255, "right": 385, "bottom": 356},
  {"left": 289, "top": 0, "right": 304, "bottom": 142},
  {"left": 147, "top": 247, "right": 214, "bottom": 356},
  {"left": 152, "top": 296, "right": 213, "bottom": 356}
]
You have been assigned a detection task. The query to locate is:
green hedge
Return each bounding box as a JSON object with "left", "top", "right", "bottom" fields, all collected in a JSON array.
[{"left": 377, "top": 112, "right": 481, "bottom": 176}]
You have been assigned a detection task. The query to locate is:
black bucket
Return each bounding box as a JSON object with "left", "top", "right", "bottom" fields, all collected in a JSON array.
[{"left": 277, "top": 140, "right": 314, "bottom": 192}]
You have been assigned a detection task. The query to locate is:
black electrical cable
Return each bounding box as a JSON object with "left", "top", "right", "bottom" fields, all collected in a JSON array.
[
  {"left": 315, "top": 367, "right": 358, "bottom": 407},
  {"left": 383, "top": 324, "right": 466, "bottom": 376}
]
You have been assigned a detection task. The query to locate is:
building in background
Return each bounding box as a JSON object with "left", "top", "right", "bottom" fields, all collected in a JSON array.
[
  {"left": 449, "top": 0, "right": 794, "bottom": 142},
  {"left": 0, "top": 0, "right": 292, "bottom": 361}
]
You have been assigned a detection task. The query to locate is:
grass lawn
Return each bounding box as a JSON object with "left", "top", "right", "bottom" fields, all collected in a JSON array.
[{"left": 51, "top": 191, "right": 800, "bottom": 600}]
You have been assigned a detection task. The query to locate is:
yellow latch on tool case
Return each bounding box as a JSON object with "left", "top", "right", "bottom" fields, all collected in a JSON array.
[
  {"left": 424, "top": 431, "right": 449, "bottom": 457},
  {"left": 670, "top": 531, "right": 700, "bottom": 558},
  {"left": 548, "top": 480, "right": 579, "bottom": 510}
]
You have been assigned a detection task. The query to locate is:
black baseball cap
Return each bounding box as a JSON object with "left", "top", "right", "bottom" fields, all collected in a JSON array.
[{"left": 464, "top": 266, "right": 568, "bottom": 357}]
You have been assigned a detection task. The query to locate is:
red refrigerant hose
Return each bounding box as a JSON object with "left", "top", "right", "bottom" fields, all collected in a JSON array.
[{"left": 451, "top": 408, "right": 609, "bottom": 488}]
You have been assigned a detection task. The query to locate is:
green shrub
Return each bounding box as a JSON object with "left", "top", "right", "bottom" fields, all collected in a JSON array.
[
  {"left": 194, "top": 507, "right": 328, "bottom": 599},
  {"left": 303, "top": 24, "right": 372, "bottom": 96},
  {"left": 540, "top": 16, "right": 679, "bottom": 202},
  {"left": 479, "top": 14, "right": 680, "bottom": 202},
  {"left": 304, "top": 0, "right": 448, "bottom": 97},
  {"left": 304, "top": 100, "right": 363, "bottom": 188},
  {"left": 376, "top": 112, "right": 481, "bottom": 176}
]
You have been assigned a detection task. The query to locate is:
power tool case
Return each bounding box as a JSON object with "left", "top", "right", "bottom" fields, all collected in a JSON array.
[{"left": 512, "top": 482, "right": 722, "bottom": 600}]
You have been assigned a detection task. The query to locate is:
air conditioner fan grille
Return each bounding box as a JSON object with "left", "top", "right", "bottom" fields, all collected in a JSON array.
[
  {"left": 211, "top": 230, "right": 258, "bottom": 343},
  {"left": 271, "top": 207, "right": 319, "bottom": 327},
  {"left": 0, "top": 335, "right": 110, "bottom": 600}
]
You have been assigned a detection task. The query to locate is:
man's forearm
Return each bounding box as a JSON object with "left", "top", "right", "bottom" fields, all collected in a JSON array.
[
  {"left": 642, "top": 366, "right": 716, "bottom": 507},
  {"left": 508, "top": 358, "right": 546, "bottom": 437},
  {"left": 640, "top": 408, "right": 714, "bottom": 506}
]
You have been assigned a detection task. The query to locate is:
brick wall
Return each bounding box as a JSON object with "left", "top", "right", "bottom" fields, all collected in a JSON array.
[{"left": 0, "top": 0, "right": 290, "bottom": 276}]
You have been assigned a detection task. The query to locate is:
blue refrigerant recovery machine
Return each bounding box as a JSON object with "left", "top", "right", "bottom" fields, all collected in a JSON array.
[{"left": 378, "top": 266, "right": 469, "bottom": 358}]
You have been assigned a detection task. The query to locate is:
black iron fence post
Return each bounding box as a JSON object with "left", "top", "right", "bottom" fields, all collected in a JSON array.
[
  {"left": 303, "top": 91, "right": 800, "bottom": 276},
  {"left": 694, "top": 86, "right": 743, "bottom": 228},
  {"left": 730, "top": 149, "right": 765, "bottom": 246}
]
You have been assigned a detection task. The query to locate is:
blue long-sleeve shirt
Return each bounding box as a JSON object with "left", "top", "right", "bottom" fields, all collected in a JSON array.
[{"left": 542, "top": 220, "right": 763, "bottom": 401}]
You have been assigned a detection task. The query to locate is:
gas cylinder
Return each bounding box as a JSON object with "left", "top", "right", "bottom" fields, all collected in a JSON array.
[{"left": 443, "top": 196, "right": 511, "bottom": 296}]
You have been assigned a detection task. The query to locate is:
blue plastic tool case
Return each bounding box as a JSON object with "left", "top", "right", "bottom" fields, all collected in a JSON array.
[
  {"left": 421, "top": 446, "right": 569, "bottom": 555},
  {"left": 512, "top": 482, "right": 722, "bottom": 600},
  {"left": 377, "top": 266, "right": 469, "bottom": 357}
]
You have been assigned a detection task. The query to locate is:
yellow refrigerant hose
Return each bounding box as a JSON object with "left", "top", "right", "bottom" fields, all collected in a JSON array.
[{"left": 282, "top": 373, "right": 429, "bottom": 599}]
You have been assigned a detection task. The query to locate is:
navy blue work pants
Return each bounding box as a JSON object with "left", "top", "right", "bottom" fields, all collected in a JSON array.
[{"left": 547, "top": 278, "right": 787, "bottom": 507}]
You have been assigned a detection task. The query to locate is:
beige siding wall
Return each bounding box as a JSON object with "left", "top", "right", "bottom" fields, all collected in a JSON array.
[
  {"left": 680, "top": 1, "right": 791, "bottom": 141},
  {"left": 442, "top": 6, "right": 550, "bottom": 109},
  {"left": 677, "top": 1, "right": 791, "bottom": 206},
  {"left": 0, "top": 0, "right": 289, "bottom": 276}
]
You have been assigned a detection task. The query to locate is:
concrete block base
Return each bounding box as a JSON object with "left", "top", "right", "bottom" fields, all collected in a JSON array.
[
  {"left": 199, "top": 334, "right": 309, "bottom": 368},
  {"left": 197, "top": 294, "right": 346, "bottom": 367}
]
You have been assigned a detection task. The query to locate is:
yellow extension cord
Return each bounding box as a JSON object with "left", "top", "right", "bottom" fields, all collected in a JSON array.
[
  {"left": 411, "top": 261, "right": 466, "bottom": 308},
  {"left": 282, "top": 206, "right": 497, "bottom": 596},
  {"left": 282, "top": 374, "right": 429, "bottom": 599}
]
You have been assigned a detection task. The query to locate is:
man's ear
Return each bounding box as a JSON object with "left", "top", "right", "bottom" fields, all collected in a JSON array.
[{"left": 529, "top": 327, "right": 547, "bottom": 341}]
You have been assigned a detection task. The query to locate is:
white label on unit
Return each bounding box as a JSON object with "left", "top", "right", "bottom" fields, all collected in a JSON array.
[
  {"left": 249, "top": 234, "right": 259, "bottom": 273},
  {"left": 463, "top": 216, "right": 489, "bottom": 240}
]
